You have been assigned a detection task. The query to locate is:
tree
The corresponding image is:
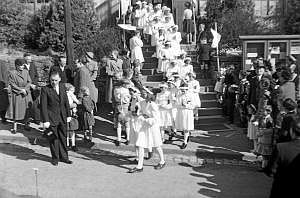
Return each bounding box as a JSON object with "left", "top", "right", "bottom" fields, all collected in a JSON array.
[
  {"left": 26, "top": 0, "right": 101, "bottom": 57},
  {"left": 283, "top": 0, "right": 300, "bottom": 34},
  {"left": 0, "top": 0, "right": 30, "bottom": 47},
  {"left": 205, "top": 0, "right": 261, "bottom": 48}
]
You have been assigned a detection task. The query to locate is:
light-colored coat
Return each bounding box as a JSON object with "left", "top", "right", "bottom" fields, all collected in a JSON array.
[
  {"left": 6, "top": 69, "right": 32, "bottom": 120},
  {"left": 132, "top": 100, "right": 162, "bottom": 148},
  {"left": 130, "top": 35, "right": 144, "bottom": 63}
]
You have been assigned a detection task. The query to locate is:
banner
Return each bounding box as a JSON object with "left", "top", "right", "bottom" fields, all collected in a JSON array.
[{"left": 211, "top": 28, "right": 221, "bottom": 48}]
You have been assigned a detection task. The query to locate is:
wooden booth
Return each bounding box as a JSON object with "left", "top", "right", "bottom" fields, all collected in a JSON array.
[{"left": 239, "top": 35, "right": 300, "bottom": 71}]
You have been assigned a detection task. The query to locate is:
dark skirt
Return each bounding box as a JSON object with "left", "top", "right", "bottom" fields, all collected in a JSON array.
[{"left": 183, "top": 19, "right": 194, "bottom": 34}]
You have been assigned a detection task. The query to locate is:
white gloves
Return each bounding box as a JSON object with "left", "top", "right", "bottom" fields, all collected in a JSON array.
[
  {"left": 43, "top": 122, "right": 50, "bottom": 129},
  {"left": 67, "top": 117, "right": 72, "bottom": 123}
]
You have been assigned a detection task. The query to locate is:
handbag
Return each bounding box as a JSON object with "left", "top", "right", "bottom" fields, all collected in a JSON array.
[
  {"left": 67, "top": 117, "right": 79, "bottom": 131},
  {"left": 43, "top": 128, "right": 57, "bottom": 142}
]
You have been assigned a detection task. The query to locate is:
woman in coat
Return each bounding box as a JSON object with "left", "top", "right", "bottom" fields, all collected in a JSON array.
[{"left": 6, "top": 58, "right": 33, "bottom": 133}]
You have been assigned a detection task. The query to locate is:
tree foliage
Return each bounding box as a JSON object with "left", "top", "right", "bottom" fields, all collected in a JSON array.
[
  {"left": 283, "top": 0, "right": 300, "bottom": 34},
  {"left": 25, "top": 0, "right": 122, "bottom": 59},
  {"left": 0, "top": 0, "right": 30, "bottom": 47},
  {"left": 205, "top": 0, "right": 261, "bottom": 48}
]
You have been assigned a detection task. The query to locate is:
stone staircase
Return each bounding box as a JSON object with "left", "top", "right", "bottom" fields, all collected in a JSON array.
[{"left": 141, "top": 45, "right": 232, "bottom": 133}]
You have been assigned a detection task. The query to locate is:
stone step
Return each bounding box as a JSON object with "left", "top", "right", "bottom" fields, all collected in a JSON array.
[
  {"left": 199, "top": 92, "right": 217, "bottom": 100},
  {"left": 142, "top": 46, "right": 156, "bottom": 52},
  {"left": 194, "top": 115, "right": 227, "bottom": 124},
  {"left": 143, "top": 51, "right": 155, "bottom": 57},
  {"left": 141, "top": 69, "right": 154, "bottom": 76},
  {"left": 198, "top": 107, "right": 223, "bottom": 116},
  {"left": 146, "top": 75, "right": 164, "bottom": 82},
  {"left": 201, "top": 100, "right": 218, "bottom": 108},
  {"left": 143, "top": 62, "right": 158, "bottom": 69},
  {"left": 144, "top": 57, "right": 158, "bottom": 63}
]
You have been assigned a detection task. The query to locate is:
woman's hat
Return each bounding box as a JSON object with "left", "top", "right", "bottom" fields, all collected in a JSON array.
[
  {"left": 86, "top": 51, "right": 94, "bottom": 59},
  {"left": 15, "top": 58, "right": 26, "bottom": 67},
  {"left": 142, "top": 1, "right": 147, "bottom": 4},
  {"left": 184, "top": 57, "right": 192, "bottom": 62},
  {"left": 136, "top": 1, "right": 142, "bottom": 5}
]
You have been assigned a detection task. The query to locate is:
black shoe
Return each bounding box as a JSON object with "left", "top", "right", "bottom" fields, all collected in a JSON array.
[
  {"left": 1, "top": 119, "right": 8, "bottom": 125},
  {"left": 60, "top": 159, "right": 73, "bottom": 164},
  {"left": 181, "top": 143, "right": 187, "bottom": 149},
  {"left": 51, "top": 159, "right": 58, "bottom": 166},
  {"left": 72, "top": 146, "right": 78, "bottom": 152},
  {"left": 187, "top": 136, "right": 190, "bottom": 143},
  {"left": 146, "top": 152, "right": 153, "bottom": 160},
  {"left": 24, "top": 124, "right": 31, "bottom": 131},
  {"left": 128, "top": 167, "right": 143, "bottom": 173},
  {"left": 154, "top": 162, "right": 166, "bottom": 170},
  {"left": 130, "top": 159, "right": 138, "bottom": 164},
  {"left": 115, "top": 140, "right": 120, "bottom": 146},
  {"left": 125, "top": 140, "right": 130, "bottom": 145},
  {"left": 11, "top": 129, "right": 17, "bottom": 134}
]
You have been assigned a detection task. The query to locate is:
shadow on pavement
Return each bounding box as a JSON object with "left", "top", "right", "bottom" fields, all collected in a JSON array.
[
  {"left": 0, "top": 187, "right": 38, "bottom": 198},
  {"left": 74, "top": 148, "right": 135, "bottom": 171},
  {"left": 179, "top": 162, "right": 272, "bottom": 198},
  {"left": 0, "top": 143, "right": 51, "bottom": 163}
]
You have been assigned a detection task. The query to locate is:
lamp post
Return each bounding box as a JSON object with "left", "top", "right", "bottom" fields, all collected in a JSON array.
[{"left": 64, "top": 0, "right": 74, "bottom": 68}]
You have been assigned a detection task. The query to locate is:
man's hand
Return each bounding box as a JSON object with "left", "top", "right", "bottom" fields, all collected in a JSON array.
[
  {"left": 43, "top": 122, "right": 50, "bottom": 129},
  {"left": 67, "top": 117, "right": 72, "bottom": 123}
]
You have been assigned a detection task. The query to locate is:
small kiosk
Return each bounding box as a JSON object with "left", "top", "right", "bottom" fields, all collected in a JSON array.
[{"left": 239, "top": 35, "right": 300, "bottom": 71}]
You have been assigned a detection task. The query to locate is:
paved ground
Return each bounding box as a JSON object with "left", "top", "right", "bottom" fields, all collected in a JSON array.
[
  {"left": 0, "top": 141, "right": 272, "bottom": 198},
  {"left": 0, "top": 107, "right": 273, "bottom": 198}
]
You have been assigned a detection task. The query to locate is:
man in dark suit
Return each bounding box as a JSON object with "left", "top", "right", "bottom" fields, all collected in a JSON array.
[
  {"left": 248, "top": 65, "right": 266, "bottom": 108},
  {"left": 266, "top": 117, "right": 300, "bottom": 198},
  {"left": 40, "top": 70, "right": 72, "bottom": 166},
  {"left": 50, "top": 55, "right": 73, "bottom": 84},
  {"left": 24, "top": 53, "right": 40, "bottom": 124}
]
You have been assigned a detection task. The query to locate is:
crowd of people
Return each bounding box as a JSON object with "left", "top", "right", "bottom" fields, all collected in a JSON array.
[{"left": 214, "top": 55, "right": 300, "bottom": 195}]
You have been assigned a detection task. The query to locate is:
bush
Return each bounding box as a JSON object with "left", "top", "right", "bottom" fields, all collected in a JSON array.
[{"left": 0, "top": 0, "right": 31, "bottom": 48}]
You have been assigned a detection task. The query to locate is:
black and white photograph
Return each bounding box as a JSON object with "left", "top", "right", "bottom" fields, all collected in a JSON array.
[{"left": 0, "top": 0, "right": 300, "bottom": 197}]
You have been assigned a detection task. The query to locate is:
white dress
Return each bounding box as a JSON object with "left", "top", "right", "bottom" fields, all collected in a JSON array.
[
  {"left": 155, "top": 91, "right": 173, "bottom": 127},
  {"left": 175, "top": 92, "right": 195, "bottom": 131},
  {"left": 168, "top": 32, "right": 182, "bottom": 57},
  {"left": 130, "top": 35, "right": 144, "bottom": 63},
  {"left": 169, "top": 87, "right": 179, "bottom": 124},
  {"left": 134, "top": 100, "right": 163, "bottom": 148},
  {"left": 157, "top": 47, "right": 174, "bottom": 73},
  {"left": 179, "top": 64, "right": 193, "bottom": 79},
  {"left": 188, "top": 80, "right": 201, "bottom": 108},
  {"left": 166, "top": 64, "right": 180, "bottom": 79},
  {"left": 247, "top": 115, "right": 258, "bottom": 140},
  {"left": 139, "top": 8, "right": 148, "bottom": 28}
]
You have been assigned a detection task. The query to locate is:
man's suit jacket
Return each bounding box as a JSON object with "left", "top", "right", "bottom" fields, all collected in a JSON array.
[
  {"left": 28, "top": 62, "right": 39, "bottom": 85},
  {"left": 40, "top": 83, "right": 71, "bottom": 126},
  {"left": 268, "top": 139, "right": 300, "bottom": 198},
  {"left": 248, "top": 75, "right": 261, "bottom": 107}
]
